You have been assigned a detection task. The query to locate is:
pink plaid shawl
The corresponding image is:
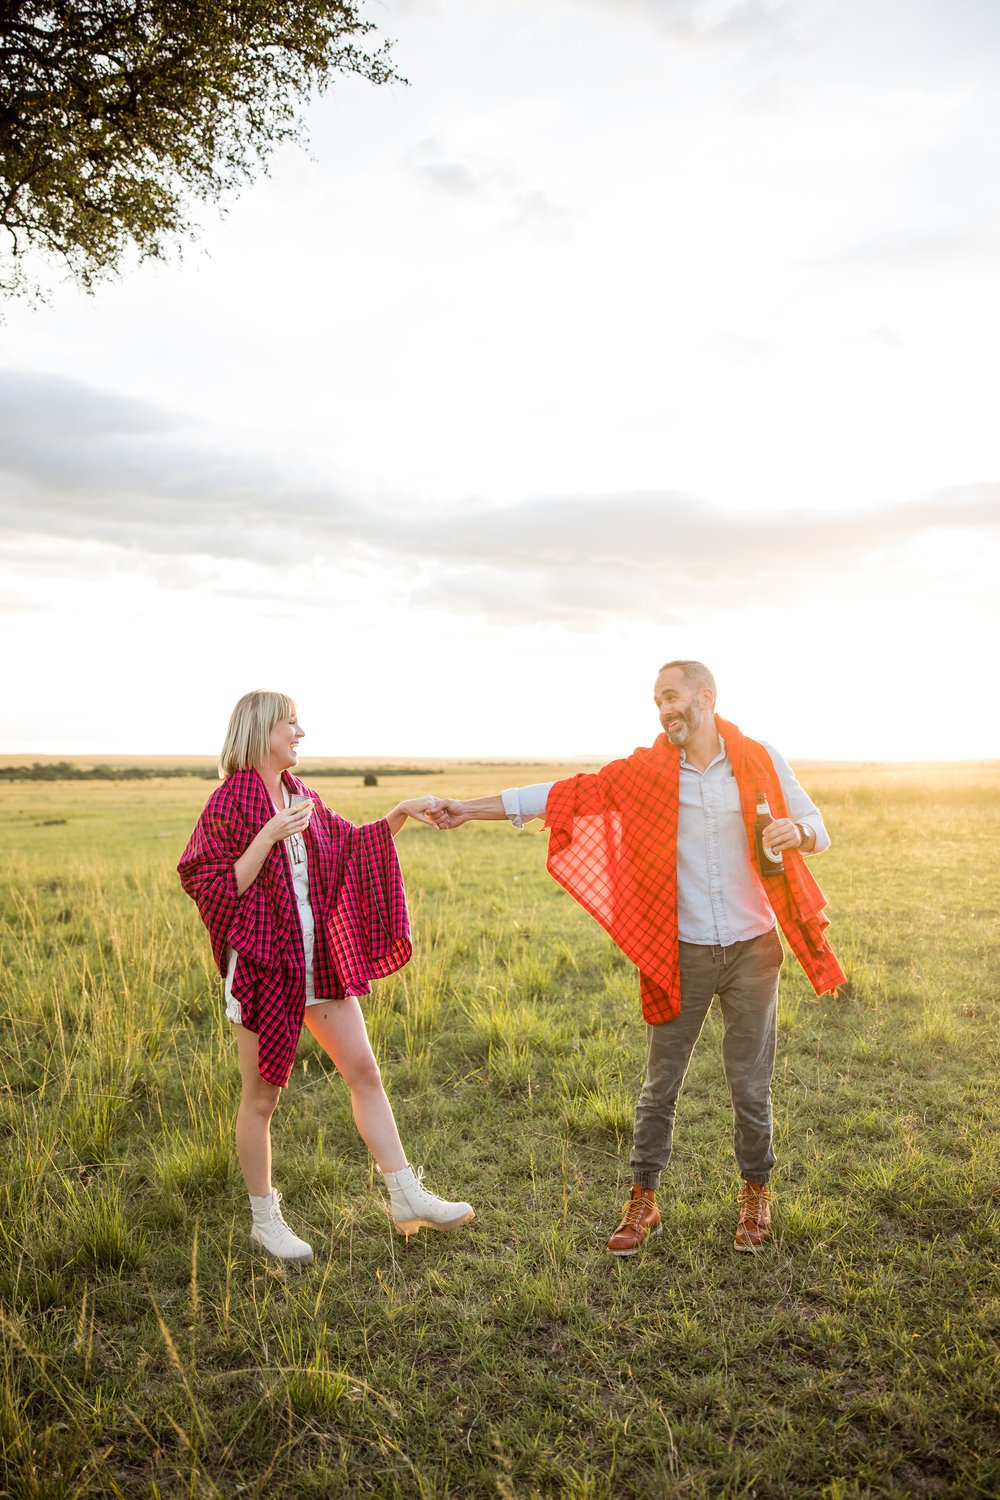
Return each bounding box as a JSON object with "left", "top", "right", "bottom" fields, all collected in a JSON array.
[{"left": 178, "top": 770, "right": 411, "bottom": 1085}]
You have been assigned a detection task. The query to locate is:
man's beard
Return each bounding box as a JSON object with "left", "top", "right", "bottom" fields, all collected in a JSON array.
[{"left": 663, "top": 702, "right": 703, "bottom": 745}]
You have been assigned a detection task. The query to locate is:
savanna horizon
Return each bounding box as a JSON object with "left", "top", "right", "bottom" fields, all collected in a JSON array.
[{"left": 3, "top": 752, "right": 998, "bottom": 772}]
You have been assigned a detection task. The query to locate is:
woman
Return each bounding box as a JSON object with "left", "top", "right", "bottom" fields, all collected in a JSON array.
[{"left": 178, "top": 689, "right": 473, "bottom": 1264}]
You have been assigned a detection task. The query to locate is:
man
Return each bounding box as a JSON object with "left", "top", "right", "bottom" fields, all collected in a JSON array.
[{"left": 431, "top": 660, "right": 844, "bottom": 1256}]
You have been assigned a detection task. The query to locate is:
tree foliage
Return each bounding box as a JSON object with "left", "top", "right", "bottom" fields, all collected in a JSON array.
[{"left": 0, "top": 1, "right": 399, "bottom": 297}]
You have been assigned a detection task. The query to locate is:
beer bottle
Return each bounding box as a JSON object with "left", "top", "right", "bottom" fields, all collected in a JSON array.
[{"left": 754, "top": 789, "right": 784, "bottom": 878}]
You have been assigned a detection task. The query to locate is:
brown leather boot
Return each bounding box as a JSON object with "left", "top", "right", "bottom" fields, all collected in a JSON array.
[
  {"left": 734, "top": 1180, "right": 771, "bottom": 1252},
  {"left": 606, "top": 1186, "right": 662, "bottom": 1257}
]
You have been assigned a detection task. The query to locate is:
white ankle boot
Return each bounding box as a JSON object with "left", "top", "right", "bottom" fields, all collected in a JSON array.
[
  {"left": 381, "top": 1165, "right": 475, "bottom": 1237},
  {"left": 249, "top": 1190, "right": 314, "bottom": 1264}
]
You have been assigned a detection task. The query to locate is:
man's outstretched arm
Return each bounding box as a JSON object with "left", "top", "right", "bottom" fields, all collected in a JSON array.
[{"left": 432, "top": 783, "right": 554, "bottom": 830}]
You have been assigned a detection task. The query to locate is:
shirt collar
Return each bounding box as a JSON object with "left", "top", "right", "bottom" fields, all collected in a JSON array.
[{"left": 679, "top": 734, "right": 728, "bottom": 770}]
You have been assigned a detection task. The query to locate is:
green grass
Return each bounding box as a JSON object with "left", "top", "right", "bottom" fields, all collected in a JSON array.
[{"left": 0, "top": 763, "right": 997, "bottom": 1498}]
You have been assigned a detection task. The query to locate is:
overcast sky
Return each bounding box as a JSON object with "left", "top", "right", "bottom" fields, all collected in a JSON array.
[{"left": 2, "top": 0, "right": 998, "bottom": 761}]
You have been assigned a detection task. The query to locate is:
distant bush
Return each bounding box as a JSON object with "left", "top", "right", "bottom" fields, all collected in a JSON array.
[{"left": 0, "top": 762, "right": 438, "bottom": 783}]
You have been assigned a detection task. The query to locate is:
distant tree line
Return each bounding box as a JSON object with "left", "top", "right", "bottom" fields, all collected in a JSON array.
[
  {"left": 0, "top": 762, "right": 216, "bottom": 781},
  {"left": 0, "top": 763, "right": 436, "bottom": 782}
]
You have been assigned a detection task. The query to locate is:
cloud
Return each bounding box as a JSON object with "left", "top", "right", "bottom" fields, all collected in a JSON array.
[
  {"left": 408, "top": 142, "right": 486, "bottom": 198},
  {"left": 405, "top": 138, "right": 572, "bottom": 236},
  {"left": 0, "top": 369, "right": 370, "bottom": 566},
  {"left": 867, "top": 326, "right": 905, "bottom": 350},
  {"left": 0, "top": 594, "right": 46, "bottom": 613},
  {"left": 571, "top": 0, "right": 803, "bottom": 55},
  {"left": 811, "top": 228, "right": 1000, "bottom": 271},
  {"left": 634, "top": 0, "right": 791, "bottom": 40},
  {"left": 507, "top": 189, "right": 573, "bottom": 236},
  {"left": 2, "top": 369, "right": 997, "bottom": 627},
  {"left": 712, "top": 332, "right": 773, "bottom": 361},
  {"left": 397, "top": 486, "right": 1000, "bottom": 626}
]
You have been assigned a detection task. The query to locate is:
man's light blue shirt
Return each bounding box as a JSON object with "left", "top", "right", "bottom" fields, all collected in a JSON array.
[{"left": 501, "top": 740, "right": 830, "bottom": 948}]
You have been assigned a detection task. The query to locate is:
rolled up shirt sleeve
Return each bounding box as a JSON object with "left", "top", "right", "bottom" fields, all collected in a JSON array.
[
  {"left": 501, "top": 782, "right": 555, "bottom": 829},
  {"left": 760, "top": 742, "right": 831, "bottom": 854}
]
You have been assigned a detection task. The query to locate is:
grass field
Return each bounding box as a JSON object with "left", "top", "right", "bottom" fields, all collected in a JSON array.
[{"left": 0, "top": 761, "right": 997, "bottom": 1499}]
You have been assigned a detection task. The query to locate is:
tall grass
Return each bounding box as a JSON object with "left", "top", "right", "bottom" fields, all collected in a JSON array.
[{"left": 0, "top": 764, "right": 997, "bottom": 1497}]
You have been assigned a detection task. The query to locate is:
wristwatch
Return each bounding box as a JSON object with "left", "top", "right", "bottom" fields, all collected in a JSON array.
[{"left": 796, "top": 822, "right": 812, "bottom": 850}]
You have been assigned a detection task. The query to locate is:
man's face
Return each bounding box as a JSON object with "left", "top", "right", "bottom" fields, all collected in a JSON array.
[{"left": 653, "top": 668, "right": 706, "bottom": 746}]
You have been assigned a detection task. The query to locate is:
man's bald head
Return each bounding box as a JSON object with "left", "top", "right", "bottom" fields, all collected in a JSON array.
[{"left": 656, "top": 660, "right": 717, "bottom": 706}]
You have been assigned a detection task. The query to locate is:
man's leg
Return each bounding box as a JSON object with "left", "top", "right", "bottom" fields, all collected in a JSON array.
[
  {"left": 629, "top": 943, "right": 718, "bottom": 1188},
  {"left": 607, "top": 944, "right": 717, "bottom": 1256},
  {"left": 717, "top": 929, "right": 783, "bottom": 1250},
  {"left": 717, "top": 929, "right": 783, "bottom": 1181}
]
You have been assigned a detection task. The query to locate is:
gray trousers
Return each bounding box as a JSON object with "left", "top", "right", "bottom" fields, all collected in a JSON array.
[{"left": 630, "top": 929, "right": 784, "bottom": 1189}]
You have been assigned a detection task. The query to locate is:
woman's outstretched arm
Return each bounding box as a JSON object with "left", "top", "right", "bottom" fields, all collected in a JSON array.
[{"left": 384, "top": 795, "right": 443, "bottom": 838}]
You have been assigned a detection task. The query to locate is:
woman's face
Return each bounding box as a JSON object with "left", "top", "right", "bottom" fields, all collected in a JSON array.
[{"left": 268, "top": 713, "right": 304, "bottom": 771}]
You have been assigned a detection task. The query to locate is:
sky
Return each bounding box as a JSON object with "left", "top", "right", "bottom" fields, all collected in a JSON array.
[{"left": 2, "top": 0, "right": 999, "bottom": 762}]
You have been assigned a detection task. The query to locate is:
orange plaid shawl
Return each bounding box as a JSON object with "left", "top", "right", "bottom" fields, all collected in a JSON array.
[{"left": 544, "top": 717, "right": 846, "bottom": 1024}]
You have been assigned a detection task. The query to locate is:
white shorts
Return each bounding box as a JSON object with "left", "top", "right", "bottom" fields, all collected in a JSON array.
[{"left": 224, "top": 898, "right": 354, "bottom": 1024}]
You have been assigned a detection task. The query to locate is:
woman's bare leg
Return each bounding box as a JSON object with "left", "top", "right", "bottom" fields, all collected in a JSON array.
[
  {"left": 233, "top": 1023, "right": 282, "bottom": 1196},
  {"left": 303, "top": 1000, "right": 407, "bottom": 1173}
]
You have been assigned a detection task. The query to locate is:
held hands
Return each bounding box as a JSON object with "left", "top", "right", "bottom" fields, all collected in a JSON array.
[
  {"left": 425, "top": 798, "right": 471, "bottom": 830},
  {"left": 389, "top": 796, "right": 472, "bottom": 830},
  {"left": 390, "top": 795, "right": 447, "bottom": 827}
]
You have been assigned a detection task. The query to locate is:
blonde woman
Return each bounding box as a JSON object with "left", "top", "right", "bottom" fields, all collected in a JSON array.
[{"left": 178, "top": 690, "right": 473, "bottom": 1264}]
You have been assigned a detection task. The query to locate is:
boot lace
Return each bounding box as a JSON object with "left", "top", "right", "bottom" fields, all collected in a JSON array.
[
  {"left": 620, "top": 1194, "right": 651, "bottom": 1229},
  {"left": 408, "top": 1168, "right": 438, "bottom": 1208},
  {"left": 739, "top": 1184, "right": 768, "bottom": 1229}
]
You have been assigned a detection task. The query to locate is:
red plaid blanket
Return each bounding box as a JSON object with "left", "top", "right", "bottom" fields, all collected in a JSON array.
[
  {"left": 544, "top": 717, "right": 845, "bottom": 1024},
  {"left": 178, "top": 770, "right": 411, "bottom": 1085}
]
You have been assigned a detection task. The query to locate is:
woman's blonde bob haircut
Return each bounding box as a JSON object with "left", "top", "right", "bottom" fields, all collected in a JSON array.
[{"left": 219, "top": 690, "right": 298, "bottom": 778}]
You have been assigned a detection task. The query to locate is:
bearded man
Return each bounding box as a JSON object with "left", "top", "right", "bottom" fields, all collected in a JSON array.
[{"left": 432, "top": 660, "right": 844, "bottom": 1256}]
